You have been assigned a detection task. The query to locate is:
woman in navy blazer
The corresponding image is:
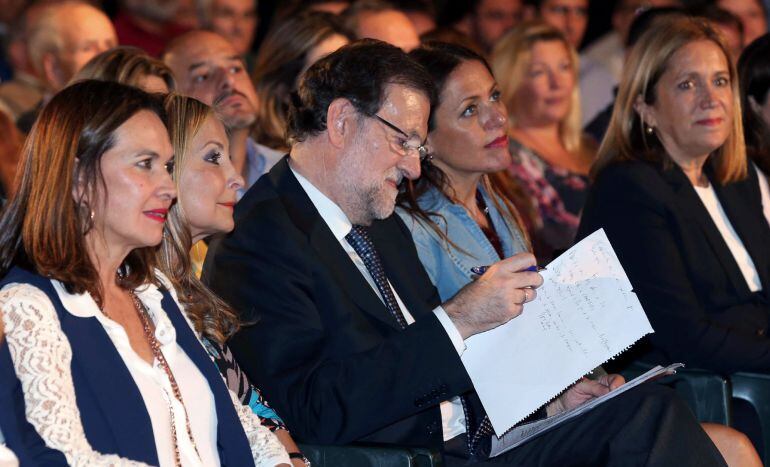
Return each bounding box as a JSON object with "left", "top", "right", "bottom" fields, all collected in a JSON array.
[
  {"left": 577, "top": 16, "right": 770, "bottom": 375},
  {"left": 0, "top": 80, "right": 289, "bottom": 466}
]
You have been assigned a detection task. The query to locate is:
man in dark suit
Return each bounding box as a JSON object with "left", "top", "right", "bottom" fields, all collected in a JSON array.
[{"left": 203, "top": 39, "right": 726, "bottom": 466}]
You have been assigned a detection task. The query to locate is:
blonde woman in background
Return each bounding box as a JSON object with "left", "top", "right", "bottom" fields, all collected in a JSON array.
[{"left": 491, "top": 21, "right": 596, "bottom": 263}]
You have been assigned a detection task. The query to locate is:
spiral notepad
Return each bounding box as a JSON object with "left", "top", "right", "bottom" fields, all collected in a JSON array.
[{"left": 461, "top": 228, "right": 654, "bottom": 437}]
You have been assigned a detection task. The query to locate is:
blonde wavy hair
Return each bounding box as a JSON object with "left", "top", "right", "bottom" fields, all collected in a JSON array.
[
  {"left": 160, "top": 94, "right": 240, "bottom": 344},
  {"left": 491, "top": 21, "right": 583, "bottom": 153},
  {"left": 593, "top": 16, "right": 747, "bottom": 184}
]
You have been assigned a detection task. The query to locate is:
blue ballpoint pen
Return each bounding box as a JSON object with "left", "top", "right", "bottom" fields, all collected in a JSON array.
[{"left": 470, "top": 264, "right": 546, "bottom": 275}]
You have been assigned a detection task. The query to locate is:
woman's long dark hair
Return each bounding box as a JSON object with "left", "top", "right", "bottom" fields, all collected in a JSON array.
[
  {"left": 399, "top": 41, "right": 530, "bottom": 254},
  {"left": 0, "top": 80, "right": 166, "bottom": 304},
  {"left": 738, "top": 32, "right": 770, "bottom": 175}
]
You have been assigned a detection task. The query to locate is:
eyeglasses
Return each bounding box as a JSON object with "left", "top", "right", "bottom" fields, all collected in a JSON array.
[{"left": 371, "top": 114, "right": 430, "bottom": 161}]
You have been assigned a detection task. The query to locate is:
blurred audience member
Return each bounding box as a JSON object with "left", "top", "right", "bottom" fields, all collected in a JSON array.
[
  {"left": 695, "top": 4, "right": 745, "bottom": 62},
  {"left": 0, "top": 0, "right": 26, "bottom": 80},
  {"left": 717, "top": 0, "right": 767, "bottom": 46},
  {"left": 306, "top": 0, "right": 350, "bottom": 15},
  {"left": 17, "top": 1, "right": 117, "bottom": 133},
  {"left": 209, "top": 0, "right": 258, "bottom": 69},
  {"left": 584, "top": 6, "right": 686, "bottom": 143},
  {"left": 165, "top": 30, "right": 281, "bottom": 198},
  {"left": 580, "top": 0, "right": 680, "bottom": 126},
  {"left": 74, "top": 46, "right": 175, "bottom": 93},
  {"left": 492, "top": 21, "right": 595, "bottom": 263},
  {"left": 0, "top": 4, "right": 47, "bottom": 122},
  {"left": 114, "top": 0, "right": 191, "bottom": 57},
  {"left": 420, "top": 27, "right": 484, "bottom": 54},
  {"left": 252, "top": 11, "right": 350, "bottom": 152},
  {"left": 468, "top": 0, "right": 525, "bottom": 53},
  {"left": 276, "top": 0, "right": 350, "bottom": 18},
  {"left": 342, "top": 0, "right": 420, "bottom": 51},
  {"left": 393, "top": 0, "right": 437, "bottom": 35},
  {"left": 739, "top": 32, "right": 770, "bottom": 225},
  {"left": 529, "top": 0, "right": 589, "bottom": 48},
  {"left": 0, "top": 110, "right": 21, "bottom": 200}
]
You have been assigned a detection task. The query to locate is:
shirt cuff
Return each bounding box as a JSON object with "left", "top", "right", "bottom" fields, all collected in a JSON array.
[{"left": 433, "top": 306, "right": 466, "bottom": 356}]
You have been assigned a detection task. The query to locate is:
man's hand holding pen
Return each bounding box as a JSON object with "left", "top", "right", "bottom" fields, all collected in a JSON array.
[{"left": 443, "top": 253, "right": 544, "bottom": 340}]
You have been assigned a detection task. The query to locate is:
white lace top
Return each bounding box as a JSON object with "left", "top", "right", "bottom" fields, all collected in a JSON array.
[{"left": 0, "top": 272, "right": 290, "bottom": 467}]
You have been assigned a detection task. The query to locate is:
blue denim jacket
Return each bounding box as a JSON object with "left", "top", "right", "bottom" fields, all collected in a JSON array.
[{"left": 397, "top": 185, "right": 528, "bottom": 301}]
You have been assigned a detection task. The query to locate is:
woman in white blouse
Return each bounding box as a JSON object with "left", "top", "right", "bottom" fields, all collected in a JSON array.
[{"left": 0, "top": 80, "right": 290, "bottom": 467}]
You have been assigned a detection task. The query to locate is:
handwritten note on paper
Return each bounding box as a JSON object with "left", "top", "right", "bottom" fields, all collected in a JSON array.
[{"left": 460, "top": 228, "right": 654, "bottom": 436}]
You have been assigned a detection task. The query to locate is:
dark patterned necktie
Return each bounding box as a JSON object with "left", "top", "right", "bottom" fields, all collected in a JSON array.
[
  {"left": 345, "top": 225, "right": 409, "bottom": 329},
  {"left": 347, "top": 224, "right": 491, "bottom": 455}
]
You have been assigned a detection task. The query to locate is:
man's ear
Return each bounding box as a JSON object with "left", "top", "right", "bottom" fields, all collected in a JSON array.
[
  {"left": 326, "top": 98, "right": 358, "bottom": 148},
  {"left": 41, "top": 52, "right": 67, "bottom": 90}
]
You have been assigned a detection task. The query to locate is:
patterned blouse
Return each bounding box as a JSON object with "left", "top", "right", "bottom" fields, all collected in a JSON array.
[
  {"left": 203, "top": 338, "right": 287, "bottom": 432},
  {"left": 506, "top": 138, "right": 589, "bottom": 263}
]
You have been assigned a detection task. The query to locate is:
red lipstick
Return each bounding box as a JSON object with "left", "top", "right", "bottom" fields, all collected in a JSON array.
[
  {"left": 485, "top": 135, "right": 508, "bottom": 149},
  {"left": 695, "top": 118, "right": 724, "bottom": 126},
  {"left": 144, "top": 209, "right": 168, "bottom": 222}
]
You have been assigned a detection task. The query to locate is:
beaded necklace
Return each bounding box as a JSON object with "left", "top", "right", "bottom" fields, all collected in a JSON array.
[{"left": 102, "top": 286, "right": 202, "bottom": 466}]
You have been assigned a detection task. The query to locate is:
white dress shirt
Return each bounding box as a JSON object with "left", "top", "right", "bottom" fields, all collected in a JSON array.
[
  {"left": 290, "top": 163, "right": 469, "bottom": 441},
  {"left": 694, "top": 184, "right": 763, "bottom": 292}
]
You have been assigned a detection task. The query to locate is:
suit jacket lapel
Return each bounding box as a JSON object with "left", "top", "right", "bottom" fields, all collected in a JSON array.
[
  {"left": 269, "top": 158, "right": 403, "bottom": 330},
  {"left": 662, "top": 165, "right": 752, "bottom": 295},
  {"left": 711, "top": 169, "right": 770, "bottom": 294}
]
